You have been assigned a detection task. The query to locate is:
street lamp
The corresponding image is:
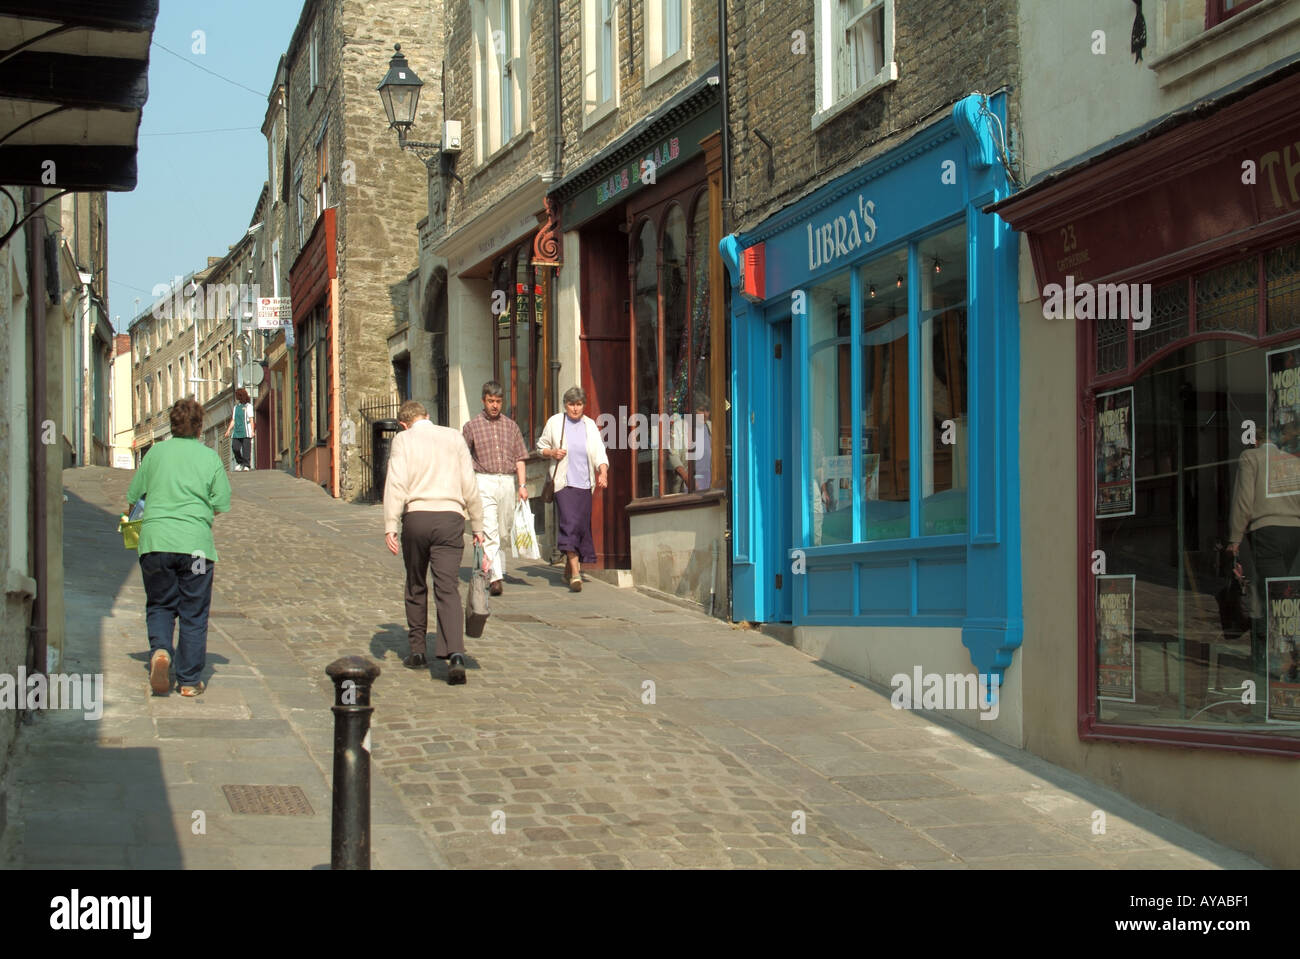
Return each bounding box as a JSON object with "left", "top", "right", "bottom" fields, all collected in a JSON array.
[{"left": 376, "top": 43, "right": 457, "bottom": 178}]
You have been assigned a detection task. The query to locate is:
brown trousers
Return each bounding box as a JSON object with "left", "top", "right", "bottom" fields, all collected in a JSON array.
[{"left": 401, "top": 511, "right": 466, "bottom": 658}]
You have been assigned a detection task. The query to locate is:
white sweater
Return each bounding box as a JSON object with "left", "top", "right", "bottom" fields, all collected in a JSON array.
[{"left": 536, "top": 413, "right": 609, "bottom": 494}]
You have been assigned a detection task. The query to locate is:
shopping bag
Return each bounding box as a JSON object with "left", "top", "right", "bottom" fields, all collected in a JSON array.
[
  {"left": 118, "top": 497, "right": 145, "bottom": 551},
  {"left": 465, "top": 544, "right": 491, "bottom": 639},
  {"left": 512, "top": 501, "right": 541, "bottom": 560}
]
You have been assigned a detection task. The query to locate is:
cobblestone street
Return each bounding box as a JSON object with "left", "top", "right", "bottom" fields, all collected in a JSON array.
[{"left": 0, "top": 467, "right": 1262, "bottom": 869}]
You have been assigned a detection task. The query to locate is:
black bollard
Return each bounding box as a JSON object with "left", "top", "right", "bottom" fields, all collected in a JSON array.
[{"left": 326, "top": 656, "right": 381, "bottom": 870}]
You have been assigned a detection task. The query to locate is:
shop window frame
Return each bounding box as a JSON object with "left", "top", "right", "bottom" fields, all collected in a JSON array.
[
  {"left": 795, "top": 215, "right": 971, "bottom": 558},
  {"left": 626, "top": 182, "right": 717, "bottom": 503},
  {"left": 489, "top": 239, "right": 545, "bottom": 447},
  {"left": 1078, "top": 237, "right": 1300, "bottom": 756}
]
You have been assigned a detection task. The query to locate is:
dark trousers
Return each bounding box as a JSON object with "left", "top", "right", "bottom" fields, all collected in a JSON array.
[
  {"left": 1249, "top": 526, "right": 1300, "bottom": 682},
  {"left": 555, "top": 486, "right": 596, "bottom": 564},
  {"left": 232, "top": 436, "right": 250, "bottom": 468},
  {"left": 402, "top": 511, "right": 466, "bottom": 658},
  {"left": 140, "top": 551, "right": 215, "bottom": 686}
]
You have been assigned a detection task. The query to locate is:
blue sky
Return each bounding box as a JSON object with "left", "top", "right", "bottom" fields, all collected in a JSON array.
[{"left": 108, "top": 0, "right": 304, "bottom": 332}]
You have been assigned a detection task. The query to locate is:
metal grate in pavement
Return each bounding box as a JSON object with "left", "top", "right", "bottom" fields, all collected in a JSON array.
[{"left": 222, "top": 784, "right": 314, "bottom": 816}]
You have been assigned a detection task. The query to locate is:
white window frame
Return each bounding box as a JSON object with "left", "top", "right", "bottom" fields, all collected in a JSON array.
[
  {"left": 582, "top": 0, "right": 620, "bottom": 128},
  {"left": 645, "top": 0, "right": 690, "bottom": 87},
  {"left": 813, "top": 0, "right": 898, "bottom": 131},
  {"left": 315, "top": 124, "right": 330, "bottom": 220},
  {"left": 293, "top": 163, "right": 305, "bottom": 250},
  {"left": 309, "top": 20, "right": 320, "bottom": 93},
  {"left": 473, "top": 0, "right": 531, "bottom": 163}
]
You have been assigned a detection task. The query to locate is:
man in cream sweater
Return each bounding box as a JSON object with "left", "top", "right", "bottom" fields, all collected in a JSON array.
[{"left": 383, "top": 400, "right": 484, "bottom": 684}]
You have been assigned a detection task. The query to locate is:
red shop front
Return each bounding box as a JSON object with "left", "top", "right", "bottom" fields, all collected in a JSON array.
[{"left": 996, "top": 62, "right": 1300, "bottom": 757}]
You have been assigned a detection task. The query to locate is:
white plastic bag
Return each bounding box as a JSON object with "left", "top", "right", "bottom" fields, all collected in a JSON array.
[{"left": 512, "top": 500, "right": 541, "bottom": 560}]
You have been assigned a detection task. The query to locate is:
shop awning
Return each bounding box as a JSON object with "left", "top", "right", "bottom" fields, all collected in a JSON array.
[{"left": 0, "top": 0, "right": 158, "bottom": 192}]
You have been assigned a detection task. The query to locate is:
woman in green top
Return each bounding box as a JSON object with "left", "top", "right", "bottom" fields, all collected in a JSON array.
[
  {"left": 224, "top": 387, "right": 254, "bottom": 471},
  {"left": 127, "top": 398, "right": 231, "bottom": 696}
]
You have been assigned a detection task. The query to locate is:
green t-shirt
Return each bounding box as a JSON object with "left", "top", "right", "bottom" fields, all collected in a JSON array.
[{"left": 126, "top": 437, "right": 231, "bottom": 563}]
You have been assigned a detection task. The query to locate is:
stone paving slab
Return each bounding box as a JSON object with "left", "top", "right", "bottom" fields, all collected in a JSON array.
[{"left": 0, "top": 467, "right": 1268, "bottom": 871}]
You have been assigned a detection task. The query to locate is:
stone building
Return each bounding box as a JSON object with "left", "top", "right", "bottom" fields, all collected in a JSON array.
[
  {"left": 425, "top": 0, "right": 728, "bottom": 608},
  {"left": 280, "top": 0, "right": 442, "bottom": 499},
  {"left": 721, "top": 0, "right": 1024, "bottom": 726},
  {"left": 992, "top": 0, "right": 1300, "bottom": 867}
]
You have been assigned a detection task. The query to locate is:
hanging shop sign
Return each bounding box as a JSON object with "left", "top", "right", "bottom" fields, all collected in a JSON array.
[{"left": 1095, "top": 387, "right": 1134, "bottom": 519}]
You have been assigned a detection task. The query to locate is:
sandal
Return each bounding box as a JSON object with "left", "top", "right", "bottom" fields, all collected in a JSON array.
[
  {"left": 179, "top": 681, "right": 206, "bottom": 697},
  {"left": 569, "top": 576, "right": 582, "bottom": 592}
]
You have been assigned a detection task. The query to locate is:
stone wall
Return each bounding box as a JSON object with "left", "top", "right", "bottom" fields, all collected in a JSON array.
[
  {"left": 284, "top": 0, "right": 441, "bottom": 499},
  {"left": 727, "top": 0, "right": 1021, "bottom": 236}
]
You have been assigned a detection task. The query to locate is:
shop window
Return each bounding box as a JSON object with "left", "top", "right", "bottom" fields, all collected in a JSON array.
[
  {"left": 298, "top": 306, "right": 328, "bottom": 448},
  {"left": 806, "top": 221, "right": 968, "bottom": 546},
  {"left": 1266, "top": 240, "right": 1300, "bottom": 335},
  {"left": 918, "top": 225, "right": 968, "bottom": 536},
  {"left": 490, "top": 242, "right": 544, "bottom": 445},
  {"left": 809, "top": 270, "right": 855, "bottom": 545},
  {"left": 1086, "top": 237, "right": 1300, "bottom": 745},
  {"left": 630, "top": 188, "right": 716, "bottom": 499}
]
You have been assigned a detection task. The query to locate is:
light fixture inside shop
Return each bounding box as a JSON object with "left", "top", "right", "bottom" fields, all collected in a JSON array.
[
  {"left": 869, "top": 284, "right": 876, "bottom": 298},
  {"left": 896, "top": 274, "right": 904, "bottom": 287},
  {"left": 933, "top": 257, "right": 942, "bottom": 274}
]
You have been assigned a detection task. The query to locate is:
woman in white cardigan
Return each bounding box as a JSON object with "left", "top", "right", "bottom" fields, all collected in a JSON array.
[{"left": 537, "top": 386, "right": 610, "bottom": 591}]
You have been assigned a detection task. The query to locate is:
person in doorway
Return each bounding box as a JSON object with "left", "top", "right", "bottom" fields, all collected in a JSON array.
[
  {"left": 224, "top": 387, "right": 255, "bottom": 471},
  {"left": 127, "top": 398, "right": 231, "bottom": 697},
  {"left": 383, "top": 400, "right": 484, "bottom": 685},
  {"left": 537, "top": 386, "right": 609, "bottom": 591},
  {"left": 462, "top": 381, "right": 530, "bottom": 596}
]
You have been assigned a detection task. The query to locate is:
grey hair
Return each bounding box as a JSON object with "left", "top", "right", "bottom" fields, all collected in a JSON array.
[{"left": 563, "top": 386, "right": 586, "bottom": 406}]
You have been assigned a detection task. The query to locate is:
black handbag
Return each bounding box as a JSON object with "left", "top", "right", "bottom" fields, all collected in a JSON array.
[{"left": 1215, "top": 552, "right": 1252, "bottom": 640}]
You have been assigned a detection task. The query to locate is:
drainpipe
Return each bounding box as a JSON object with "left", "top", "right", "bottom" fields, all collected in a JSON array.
[
  {"left": 547, "top": 0, "right": 564, "bottom": 564},
  {"left": 28, "top": 188, "right": 49, "bottom": 684},
  {"left": 719, "top": 0, "right": 735, "bottom": 621}
]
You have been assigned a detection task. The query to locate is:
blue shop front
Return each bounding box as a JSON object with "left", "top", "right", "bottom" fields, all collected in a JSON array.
[{"left": 721, "top": 94, "right": 1025, "bottom": 738}]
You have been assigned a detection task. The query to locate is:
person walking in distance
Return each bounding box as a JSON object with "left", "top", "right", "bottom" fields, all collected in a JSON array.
[
  {"left": 537, "top": 386, "right": 609, "bottom": 591},
  {"left": 224, "top": 387, "right": 255, "bottom": 471},
  {"left": 128, "top": 398, "right": 231, "bottom": 697},
  {"left": 383, "top": 400, "right": 485, "bottom": 685},
  {"left": 462, "top": 381, "right": 530, "bottom": 596}
]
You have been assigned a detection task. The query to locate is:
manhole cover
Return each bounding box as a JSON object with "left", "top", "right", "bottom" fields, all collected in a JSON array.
[
  {"left": 222, "top": 785, "right": 314, "bottom": 816},
  {"left": 497, "top": 614, "right": 540, "bottom": 623}
]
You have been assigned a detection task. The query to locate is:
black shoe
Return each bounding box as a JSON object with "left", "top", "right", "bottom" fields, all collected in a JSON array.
[
  {"left": 403, "top": 652, "right": 427, "bottom": 670},
  {"left": 448, "top": 653, "right": 467, "bottom": 685},
  {"left": 489, "top": 580, "right": 503, "bottom": 596}
]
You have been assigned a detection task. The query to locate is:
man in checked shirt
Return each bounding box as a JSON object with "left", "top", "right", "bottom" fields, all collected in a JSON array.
[{"left": 462, "top": 381, "right": 530, "bottom": 595}]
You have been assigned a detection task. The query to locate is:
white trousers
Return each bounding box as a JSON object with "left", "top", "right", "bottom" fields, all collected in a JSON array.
[{"left": 476, "top": 473, "right": 516, "bottom": 582}]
